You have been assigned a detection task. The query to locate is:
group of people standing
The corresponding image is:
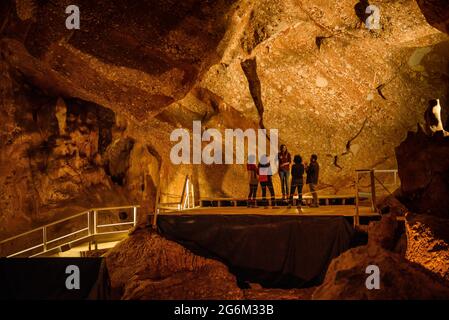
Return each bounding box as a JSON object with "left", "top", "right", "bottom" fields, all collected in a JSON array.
[{"left": 246, "top": 145, "right": 320, "bottom": 209}]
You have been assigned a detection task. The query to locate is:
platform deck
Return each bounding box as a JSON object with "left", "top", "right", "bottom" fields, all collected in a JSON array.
[{"left": 160, "top": 205, "right": 377, "bottom": 217}]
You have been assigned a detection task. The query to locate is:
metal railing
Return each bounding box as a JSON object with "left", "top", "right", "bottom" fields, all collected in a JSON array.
[
  {"left": 354, "top": 169, "right": 399, "bottom": 226},
  {"left": 0, "top": 205, "right": 139, "bottom": 258},
  {"left": 156, "top": 175, "right": 197, "bottom": 211}
]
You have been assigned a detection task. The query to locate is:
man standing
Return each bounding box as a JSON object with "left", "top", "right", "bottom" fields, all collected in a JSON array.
[
  {"left": 306, "top": 154, "right": 320, "bottom": 207},
  {"left": 277, "top": 145, "right": 291, "bottom": 200}
]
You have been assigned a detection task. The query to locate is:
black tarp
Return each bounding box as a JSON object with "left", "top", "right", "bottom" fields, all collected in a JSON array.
[
  {"left": 158, "top": 215, "right": 355, "bottom": 288},
  {"left": 0, "top": 258, "right": 111, "bottom": 300}
]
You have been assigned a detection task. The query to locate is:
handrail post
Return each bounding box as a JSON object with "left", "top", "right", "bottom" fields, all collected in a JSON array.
[
  {"left": 88, "top": 211, "right": 92, "bottom": 251},
  {"left": 133, "top": 206, "right": 137, "bottom": 227},
  {"left": 186, "top": 178, "right": 190, "bottom": 209},
  {"left": 42, "top": 227, "right": 47, "bottom": 252},
  {"left": 191, "top": 179, "right": 195, "bottom": 208},
  {"left": 87, "top": 211, "right": 91, "bottom": 236},
  {"left": 93, "top": 210, "right": 97, "bottom": 235}
]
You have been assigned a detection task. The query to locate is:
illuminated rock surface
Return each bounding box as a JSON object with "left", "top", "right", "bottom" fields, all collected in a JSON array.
[
  {"left": 105, "top": 229, "right": 243, "bottom": 300},
  {"left": 312, "top": 244, "right": 449, "bottom": 299},
  {"left": 405, "top": 213, "right": 449, "bottom": 282},
  {"left": 1, "top": 0, "right": 449, "bottom": 236},
  {"left": 313, "top": 207, "right": 449, "bottom": 299},
  {"left": 396, "top": 128, "right": 449, "bottom": 218}
]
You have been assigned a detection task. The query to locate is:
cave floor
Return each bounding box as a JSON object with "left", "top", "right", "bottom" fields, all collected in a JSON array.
[{"left": 160, "top": 205, "right": 377, "bottom": 217}]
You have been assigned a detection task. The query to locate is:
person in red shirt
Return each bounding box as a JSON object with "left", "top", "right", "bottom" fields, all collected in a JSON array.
[
  {"left": 247, "top": 154, "right": 259, "bottom": 207},
  {"left": 258, "top": 154, "right": 275, "bottom": 208}
]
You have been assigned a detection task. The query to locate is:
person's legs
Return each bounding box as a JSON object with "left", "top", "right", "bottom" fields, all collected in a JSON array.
[
  {"left": 298, "top": 183, "right": 303, "bottom": 206},
  {"left": 284, "top": 171, "right": 290, "bottom": 199},
  {"left": 279, "top": 171, "right": 286, "bottom": 198},
  {"left": 261, "top": 182, "right": 267, "bottom": 207},
  {"left": 309, "top": 183, "right": 318, "bottom": 207},
  {"left": 248, "top": 184, "right": 256, "bottom": 206},
  {"left": 251, "top": 184, "right": 257, "bottom": 206},
  {"left": 268, "top": 181, "right": 275, "bottom": 206},
  {"left": 289, "top": 182, "right": 297, "bottom": 207}
]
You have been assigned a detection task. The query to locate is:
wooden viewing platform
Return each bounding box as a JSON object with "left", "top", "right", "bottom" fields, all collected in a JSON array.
[
  {"left": 155, "top": 169, "right": 399, "bottom": 226},
  {"left": 198, "top": 194, "right": 357, "bottom": 208},
  {"left": 159, "top": 205, "right": 377, "bottom": 217}
]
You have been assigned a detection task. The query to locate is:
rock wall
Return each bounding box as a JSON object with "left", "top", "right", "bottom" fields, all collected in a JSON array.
[
  {"left": 405, "top": 213, "right": 449, "bottom": 282},
  {"left": 1, "top": 0, "right": 449, "bottom": 237},
  {"left": 0, "top": 0, "right": 238, "bottom": 237},
  {"left": 396, "top": 127, "right": 449, "bottom": 218},
  {"left": 0, "top": 61, "right": 135, "bottom": 237},
  {"left": 312, "top": 243, "right": 449, "bottom": 299},
  {"left": 312, "top": 212, "right": 449, "bottom": 299}
]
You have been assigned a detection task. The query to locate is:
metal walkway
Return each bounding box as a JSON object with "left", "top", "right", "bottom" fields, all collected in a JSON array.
[{"left": 0, "top": 205, "right": 139, "bottom": 258}]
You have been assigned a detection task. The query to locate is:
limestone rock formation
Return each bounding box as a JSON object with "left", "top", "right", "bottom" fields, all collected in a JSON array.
[
  {"left": 197, "top": 0, "right": 449, "bottom": 195},
  {"left": 312, "top": 244, "right": 449, "bottom": 300},
  {"left": 0, "top": 61, "right": 136, "bottom": 237},
  {"left": 405, "top": 213, "right": 449, "bottom": 282},
  {"left": 311, "top": 209, "right": 449, "bottom": 299},
  {"left": 104, "top": 229, "right": 243, "bottom": 300},
  {"left": 367, "top": 213, "right": 399, "bottom": 251},
  {"left": 395, "top": 127, "right": 449, "bottom": 218}
]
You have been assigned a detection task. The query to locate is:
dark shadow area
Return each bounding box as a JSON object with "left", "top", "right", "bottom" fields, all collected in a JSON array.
[
  {"left": 0, "top": 258, "right": 110, "bottom": 300},
  {"left": 354, "top": 0, "right": 370, "bottom": 23},
  {"left": 157, "top": 214, "right": 360, "bottom": 289},
  {"left": 241, "top": 58, "right": 265, "bottom": 129}
]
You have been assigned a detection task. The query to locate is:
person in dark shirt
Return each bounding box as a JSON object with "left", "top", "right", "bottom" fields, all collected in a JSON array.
[
  {"left": 258, "top": 154, "right": 275, "bottom": 208},
  {"left": 277, "top": 145, "right": 291, "bottom": 200},
  {"left": 305, "top": 154, "right": 320, "bottom": 207},
  {"left": 288, "top": 155, "right": 304, "bottom": 209}
]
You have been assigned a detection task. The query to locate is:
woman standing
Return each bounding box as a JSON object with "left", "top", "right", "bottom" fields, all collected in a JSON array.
[{"left": 277, "top": 145, "right": 291, "bottom": 200}]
